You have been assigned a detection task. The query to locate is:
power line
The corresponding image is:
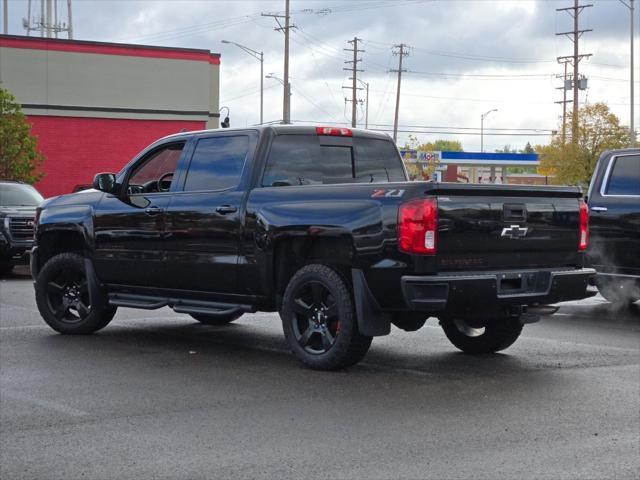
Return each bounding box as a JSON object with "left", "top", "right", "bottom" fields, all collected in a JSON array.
[{"left": 292, "top": 120, "right": 555, "bottom": 133}]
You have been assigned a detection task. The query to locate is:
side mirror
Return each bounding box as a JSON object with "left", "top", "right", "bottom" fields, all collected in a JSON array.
[{"left": 93, "top": 173, "right": 117, "bottom": 193}]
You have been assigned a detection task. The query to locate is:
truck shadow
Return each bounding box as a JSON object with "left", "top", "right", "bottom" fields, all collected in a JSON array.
[{"left": 35, "top": 316, "right": 599, "bottom": 380}]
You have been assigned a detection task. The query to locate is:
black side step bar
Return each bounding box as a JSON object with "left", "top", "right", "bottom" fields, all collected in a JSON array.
[{"left": 108, "top": 293, "right": 254, "bottom": 317}]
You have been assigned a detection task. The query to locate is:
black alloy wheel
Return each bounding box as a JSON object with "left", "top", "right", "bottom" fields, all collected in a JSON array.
[
  {"left": 291, "top": 280, "right": 340, "bottom": 354},
  {"left": 35, "top": 253, "right": 116, "bottom": 334},
  {"left": 45, "top": 269, "right": 91, "bottom": 323},
  {"left": 281, "top": 264, "right": 372, "bottom": 370}
]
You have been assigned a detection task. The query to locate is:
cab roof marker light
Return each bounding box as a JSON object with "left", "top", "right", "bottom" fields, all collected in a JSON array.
[{"left": 316, "top": 127, "right": 353, "bottom": 137}]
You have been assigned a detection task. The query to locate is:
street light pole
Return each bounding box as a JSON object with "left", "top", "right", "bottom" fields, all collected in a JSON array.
[
  {"left": 481, "top": 108, "right": 498, "bottom": 184},
  {"left": 357, "top": 79, "right": 369, "bottom": 129},
  {"left": 266, "top": 74, "right": 291, "bottom": 123},
  {"left": 480, "top": 108, "right": 498, "bottom": 153},
  {"left": 221, "top": 40, "right": 264, "bottom": 125}
]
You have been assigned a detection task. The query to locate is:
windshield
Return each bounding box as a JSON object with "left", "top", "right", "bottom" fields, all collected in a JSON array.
[{"left": 0, "top": 183, "right": 44, "bottom": 206}]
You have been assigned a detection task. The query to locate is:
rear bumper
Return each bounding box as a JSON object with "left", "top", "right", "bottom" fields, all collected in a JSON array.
[{"left": 401, "top": 267, "right": 596, "bottom": 313}]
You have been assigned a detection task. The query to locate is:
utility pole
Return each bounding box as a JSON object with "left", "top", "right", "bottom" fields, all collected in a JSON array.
[
  {"left": 555, "top": 58, "right": 573, "bottom": 145},
  {"left": 67, "top": 0, "right": 72, "bottom": 39},
  {"left": 262, "top": 0, "right": 293, "bottom": 124},
  {"left": 556, "top": 0, "right": 592, "bottom": 145},
  {"left": 618, "top": 0, "right": 635, "bottom": 146},
  {"left": 46, "top": 0, "right": 52, "bottom": 37},
  {"left": 390, "top": 44, "right": 409, "bottom": 143},
  {"left": 3, "top": 0, "right": 7, "bottom": 34},
  {"left": 343, "top": 37, "right": 364, "bottom": 128}
]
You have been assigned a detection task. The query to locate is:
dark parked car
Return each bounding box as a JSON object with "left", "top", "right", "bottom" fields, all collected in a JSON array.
[
  {"left": 0, "top": 181, "right": 43, "bottom": 274},
  {"left": 587, "top": 148, "right": 640, "bottom": 306},
  {"left": 31, "top": 126, "right": 594, "bottom": 370}
]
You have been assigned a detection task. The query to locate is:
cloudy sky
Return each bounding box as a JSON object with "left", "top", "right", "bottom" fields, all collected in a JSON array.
[{"left": 3, "top": 0, "right": 637, "bottom": 150}]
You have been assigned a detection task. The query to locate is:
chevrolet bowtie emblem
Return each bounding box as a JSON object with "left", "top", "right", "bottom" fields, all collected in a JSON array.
[{"left": 501, "top": 225, "right": 528, "bottom": 239}]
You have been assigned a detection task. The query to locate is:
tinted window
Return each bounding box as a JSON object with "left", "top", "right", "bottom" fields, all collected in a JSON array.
[
  {"left": 129, "top": 143, "right": 184, "bottom": 191},
  {"left": 354, "top": 138, "right": 406, "bottom": 182},
  {"left": 184, "top": 136, "right": 249, "bottom": 191},
  {"left": 606, "top": 155, "right": 640, "bottom": 195},
  {"left": 263, "top": 135, "right": 405, "bottom": 186},
  {"left": 263, "top": 136, "right": 352, "bottom": 186},
  {"left": 0, "top": 183, "right": 44, "bottom": 206}
]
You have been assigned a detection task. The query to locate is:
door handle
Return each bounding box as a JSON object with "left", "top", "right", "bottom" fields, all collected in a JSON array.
[
  {"left": 590, "top": 206, "right": 608, "bottom": 212},
  {"left": 215, "top": 205, "right": 238, "bottom": 214},
  {"left": 145, "top": 206, "right": 163, "bottom": 216}
]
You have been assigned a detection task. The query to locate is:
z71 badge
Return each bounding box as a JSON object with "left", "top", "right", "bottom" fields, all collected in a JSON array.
[{"left": 371, "top": 188, "right": 405, "bottom": 198}]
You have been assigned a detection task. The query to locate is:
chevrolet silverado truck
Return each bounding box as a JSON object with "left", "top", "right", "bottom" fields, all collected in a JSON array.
[
  {"left": 586, "top": 148, "right": 640, "bottom": 307},
  {"left": 31, "top": 126, "right": 595, "bottom": 370},
  {"left": 0, "top": 181, "right": 43, "bottom": 275}
]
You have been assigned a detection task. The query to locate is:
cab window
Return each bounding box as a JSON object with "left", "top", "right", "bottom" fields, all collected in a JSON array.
[
  {"left": 183, "top": 136, "right": 250, "bottom": 192},
  {"left": 606, "top": 155, "right": 640, "bottom": 196},
  {"left": 127, "top": 143, "right": 184, "bottom": 194}
]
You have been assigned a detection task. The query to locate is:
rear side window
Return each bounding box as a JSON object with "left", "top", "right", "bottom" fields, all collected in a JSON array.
[
  {"left": 262, "top": 135, "right": 405, "bottom": 187},
  {"left": 606, "top": 155, "right": 640, "bottom": 196},
  {"left": 262, "top": 136, "right": 352, "bottom": 186},
  {"left": 353, "top": 138, "right": 406, "bottom": 183},
  {"left": 184, "top": 136, "right": 249, "bottom": 192}
]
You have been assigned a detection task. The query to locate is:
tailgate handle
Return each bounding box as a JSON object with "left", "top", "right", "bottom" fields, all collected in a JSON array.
[{"left": 503, "top": 204, "right": 527, "bottom": 222}]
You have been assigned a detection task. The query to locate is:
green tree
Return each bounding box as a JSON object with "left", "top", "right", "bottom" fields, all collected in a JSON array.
[
  {"left": 522, "top": 142, "right": 534, "bottom": 154},
  {"left": 0, "top": 85, "right": 44, "bottom": 183},
  {"left": 537, "top": 103, "right": 627, "bottom": 185}
]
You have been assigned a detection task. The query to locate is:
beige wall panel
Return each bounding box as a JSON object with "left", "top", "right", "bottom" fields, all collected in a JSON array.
[{"left": 0, "top": 47, "right": 218, "bottom": 114}]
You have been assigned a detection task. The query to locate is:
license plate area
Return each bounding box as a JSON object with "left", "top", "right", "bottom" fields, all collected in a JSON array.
[{"left": 498, "top": 271, "right": 551, "bottom": 295}]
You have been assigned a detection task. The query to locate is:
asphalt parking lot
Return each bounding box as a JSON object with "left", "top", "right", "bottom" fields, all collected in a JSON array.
[{"left": 1, "top": 266, "right": 639, "bottom": 480}]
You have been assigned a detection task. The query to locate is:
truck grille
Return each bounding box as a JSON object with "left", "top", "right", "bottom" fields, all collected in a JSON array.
[{"left": 9, "top": 217, "right": 35, "bottom": 240}]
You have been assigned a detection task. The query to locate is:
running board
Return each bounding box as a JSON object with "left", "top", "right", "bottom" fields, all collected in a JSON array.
[{"left": 107, "top": 293, "right": 254, "bottom": 317}]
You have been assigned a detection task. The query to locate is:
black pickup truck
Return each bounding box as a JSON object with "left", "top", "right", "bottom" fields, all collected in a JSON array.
[
  {"left": 31, "top": 126, "right": 594, "bottom": 370},
  {"left": 587, "top": 148, "right": 640, "bottom": 306},
  {"left": 0, "top": 181, "right": 43, "bottom": 274}
]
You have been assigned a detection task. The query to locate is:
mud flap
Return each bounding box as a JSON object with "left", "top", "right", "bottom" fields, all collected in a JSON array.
[
  {"left": 351, "top": 269, "right": 391, "bottom": 336},
  {"left": 84, "top": 258, "right": 106, "bottom": 308}
]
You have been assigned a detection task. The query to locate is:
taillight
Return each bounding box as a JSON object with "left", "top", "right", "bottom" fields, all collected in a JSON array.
[
  {"left": 579, "top": 200, "right": 589, "bottom": 251},
  {"left": 398, "top": 198, "right": 438, "bottom": 255},
  {"left": 316, "top": 126, "right": 353, "bottom": 137}
]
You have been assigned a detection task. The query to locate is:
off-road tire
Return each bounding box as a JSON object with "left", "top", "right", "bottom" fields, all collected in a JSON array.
[
  {"left": 440, "top": 315, "right": 523, "bottom": 354},
  {"left": 35, "top": 253, "right": 117, "bottom": 334},
  {"left": 281, "top": 264, "right": 373, "bottom": 370},
  {"left": 190, "top": 312, "right": 243, "bottom": 325}
]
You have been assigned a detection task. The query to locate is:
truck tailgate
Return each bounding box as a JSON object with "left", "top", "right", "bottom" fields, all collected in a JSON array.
[{"left": 430, "top": 184, "right": 583, "bottom": 271}]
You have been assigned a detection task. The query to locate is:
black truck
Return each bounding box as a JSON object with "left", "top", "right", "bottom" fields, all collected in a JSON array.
[
  {"left": 586, "top": 148, "right": 640, "bottom": 306},
  {"left": 31, "top": 126, "right": 595, "bottom": 370},
  {"left": 0, "top": 181, "right": 43, "bottom": 275}
]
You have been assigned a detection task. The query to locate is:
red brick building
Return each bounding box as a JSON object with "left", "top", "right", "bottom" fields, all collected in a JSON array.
[{"left": 0, "top": 35, "right": 220, "bottom": 197}]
